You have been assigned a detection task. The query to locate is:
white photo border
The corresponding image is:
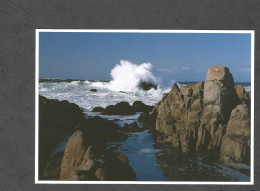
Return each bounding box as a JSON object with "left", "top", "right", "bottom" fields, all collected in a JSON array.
[{"left": 35, "top": 29, "right": 254, "bottom": 185}]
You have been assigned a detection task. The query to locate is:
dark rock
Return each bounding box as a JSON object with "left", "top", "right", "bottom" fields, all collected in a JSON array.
[
  {"left": 60, "top": 131, "right": 136, "bottom": 181},
  {"left": 138, "top": 81, "right": 158, "bottom": 91},
  {"left": 123, "top": 122, "right": 142, "bottom": 132},
  {"left": 132, "top": 100, "right": 154, "bottom": 112},
  {"left": 79, "top": 116, "right": 128, "bottom": 144},
  {"left": 92, "top": 107, "right": 105, "bottom": 112},
  {"left": 90, "top": 89, "right": 97, "bottom": 92},
  {"left": 102, "top": 102, "right": 135, "bottom": 115},
  {"left": 43, "top": 152, "right": 64, "bottom": 180},
  {"left": 39, "top": 95, "right": 84, "bottom": 179}
]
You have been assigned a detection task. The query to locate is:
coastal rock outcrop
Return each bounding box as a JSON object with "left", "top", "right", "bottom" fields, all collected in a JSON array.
[
  {"left": 60, "top": 130, "right": 136, "bottom": 180},
  {"left": 153, "top": 65, "right": 250, "bottom": 164},
  {"left": 100, "top": 101, "right": 154, "bottom": 116},
  {"left": 102, "top": 102, "right": 135, "bottom": 115}
]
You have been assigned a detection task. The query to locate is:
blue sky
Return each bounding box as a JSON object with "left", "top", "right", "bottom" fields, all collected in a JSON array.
[{"left": 39, "top": 32, "right": 251, "bottom": 84}]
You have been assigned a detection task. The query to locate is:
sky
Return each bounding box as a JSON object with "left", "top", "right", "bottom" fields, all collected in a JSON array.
[{"left": 39, "top": 32, "right": 251, "bottom": 85}]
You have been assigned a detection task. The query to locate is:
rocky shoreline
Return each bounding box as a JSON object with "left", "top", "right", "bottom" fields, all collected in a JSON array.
[{"left": 39, "top": 65, "right": 251, "bottom": 181}]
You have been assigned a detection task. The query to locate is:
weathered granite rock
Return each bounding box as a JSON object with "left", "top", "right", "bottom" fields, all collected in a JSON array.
[
  {"left": 196, "top": 66, "right": 239, "bottom": 154},
  {"left": 220, "top": 104, "right": 250, "bottom": 164},
  {"left": 102, "top": 102, "right": 135, "bottom": 115},
  {"left": 39, "top": 95, "right": 84, "bottom": 179},
  {"left": 154, "top": 65, "right": 250, "bottom": 163},
  {"left": 60, "top": 130, "right": 136, "bottom": 181},
  {"left": 155, "top": 82, "right": 204, "bottom": 152}
]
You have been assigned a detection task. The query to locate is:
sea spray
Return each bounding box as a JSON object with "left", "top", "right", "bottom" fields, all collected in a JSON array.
[{"left": 108, "top": 60, "right": 158, "bottom": 92}]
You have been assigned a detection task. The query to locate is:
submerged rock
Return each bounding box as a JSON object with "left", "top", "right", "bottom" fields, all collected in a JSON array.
[
  {"left": 60, "top": 130, "right": 136, "bottom": 181},
  {"left": 138, "top": 81, "right": 158, "bottom": 91}
]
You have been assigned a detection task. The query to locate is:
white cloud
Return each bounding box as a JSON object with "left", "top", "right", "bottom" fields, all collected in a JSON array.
[
  {"left": 182, "top": 67, "right": 191, "bottom": 70},
  {"left": 240, "top": 68, "right": 251, "bottom": 72},
  {"left": 157, "top": 68, "right": 172, "bottom": 73}
]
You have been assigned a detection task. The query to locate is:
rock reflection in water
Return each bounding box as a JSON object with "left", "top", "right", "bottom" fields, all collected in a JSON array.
[{"left": 154, "top": 142, "right": 250, "bottom": 181}]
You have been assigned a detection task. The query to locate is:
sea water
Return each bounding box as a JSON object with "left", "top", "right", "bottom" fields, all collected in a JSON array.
[{"left": 40, "top": 79, "right": 251, "bottom": 182}]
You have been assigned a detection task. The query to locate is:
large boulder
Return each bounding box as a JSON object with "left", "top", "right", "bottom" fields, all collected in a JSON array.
[
  {"left": 39, "top": 95, "right": 84, "bottom": 179},
  {"left": 60, "top": 130, "right": 136, "bottom": 181},
  {"left": 220, "top": 104, "right": 250, "bottom": 164},
  {"left": 102, "top": 102, "right": 135, "bottom": 115},
  {"left": 196, "top": 66, "right": 239, "bottom": 154}
]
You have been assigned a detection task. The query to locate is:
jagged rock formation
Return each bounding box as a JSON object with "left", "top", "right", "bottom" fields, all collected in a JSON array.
[
  {"left": 155, "top": 81, "right": 204, "bottom": 153},
  {"left": 154, "top": 65, "right": 250, "bottom": 163}
]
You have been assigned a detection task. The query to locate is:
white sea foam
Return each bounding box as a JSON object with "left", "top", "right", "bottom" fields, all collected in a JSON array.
[{"left": 108, "top": 60, "right": 158, "bottom": 92}]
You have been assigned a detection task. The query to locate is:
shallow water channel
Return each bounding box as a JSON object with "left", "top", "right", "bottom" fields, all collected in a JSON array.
[{"left": 52, "top": 111, "right": 250, "bottom": 182}]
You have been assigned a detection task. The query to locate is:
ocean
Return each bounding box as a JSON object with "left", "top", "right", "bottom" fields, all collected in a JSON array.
[{"left": 39, "top": 79, "right": 251, "bottom": 181}]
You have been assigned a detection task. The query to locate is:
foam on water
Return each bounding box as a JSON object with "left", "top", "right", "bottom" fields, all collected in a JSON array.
[{"left": 39, "top": 80, "right": 169, "bottom": 111}]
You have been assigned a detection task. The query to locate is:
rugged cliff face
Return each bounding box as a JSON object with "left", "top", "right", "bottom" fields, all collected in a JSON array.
[{"left": 154, "top": 65, "right": 250, "bottom": 164}]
